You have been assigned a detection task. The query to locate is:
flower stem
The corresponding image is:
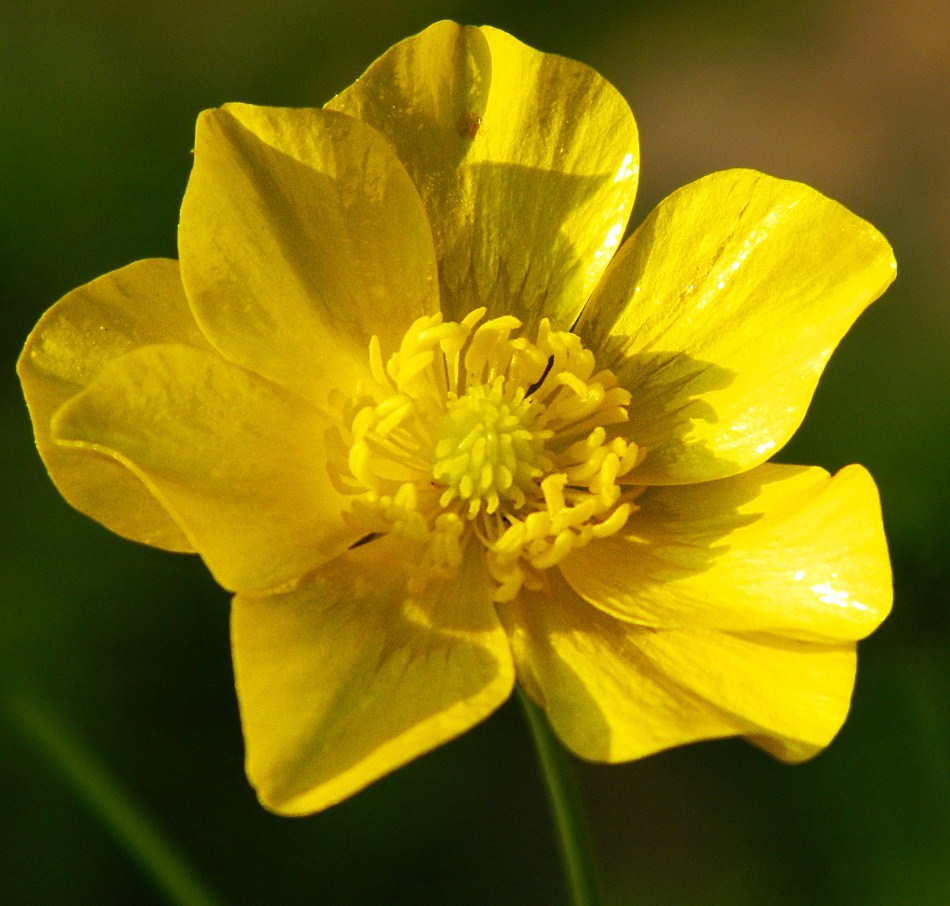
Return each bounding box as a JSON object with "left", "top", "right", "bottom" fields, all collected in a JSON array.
[
  {"left": 3, "top": 690, "right": 223, "bottom": 906},
  {"left": 517, "top": 687, "right": 603, "bottom": 906}
]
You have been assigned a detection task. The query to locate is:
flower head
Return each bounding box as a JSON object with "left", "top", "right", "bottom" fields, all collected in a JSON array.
[{"left": 18, "top": 22, "right": 896, "bottom": 815}]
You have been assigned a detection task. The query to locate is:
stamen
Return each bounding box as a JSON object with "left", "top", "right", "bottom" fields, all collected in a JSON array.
[{"left": 325, "top": 310, "right": 643, "bottom": 599}]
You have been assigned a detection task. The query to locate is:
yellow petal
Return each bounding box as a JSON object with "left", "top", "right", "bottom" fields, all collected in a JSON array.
[
  {"left": 502, "top": 573, "right": 856, "bottom": 764},
  {"left": 51, "top": 344, "right": 356, "bottom": 592},
  {"left": 636, "top": 627, "right": 857, "bottom": 764},
  {"left": 179, "top": 104, "right": 440, "bottom": 407},
  {"left": 231, "top": 535, "right": 514, "bottom": 814},
  {"left": 560, "top": 463, "right": 891, "bottom": 641},
  {"left": 577, "top": 169, "right": 896, "bottom": 484},
  {"left": 327, "top": 21, "right": 639, "bottom": 330},
  {"left": 504, "top": 575, "right": 745, "bottom": 762},
  {"left": 16, "top": 259, "right": 214, "bottom": 551}
]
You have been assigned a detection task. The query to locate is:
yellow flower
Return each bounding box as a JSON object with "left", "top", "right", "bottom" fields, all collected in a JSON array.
[{"left": 18, "top": 22, "right": 896, "bottom": 815}]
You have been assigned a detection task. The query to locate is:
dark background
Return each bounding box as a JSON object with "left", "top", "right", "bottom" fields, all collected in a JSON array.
[{"left": 3, "top": 1, "right": 948, "bottom": 903}]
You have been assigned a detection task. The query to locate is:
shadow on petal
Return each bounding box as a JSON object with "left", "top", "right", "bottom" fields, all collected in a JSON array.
[
  {"left": 608, "top": 343, "right": 741, "bottom": 485},
  {"left": 233, "top": 534, "right": 515, "bottom": 814}
]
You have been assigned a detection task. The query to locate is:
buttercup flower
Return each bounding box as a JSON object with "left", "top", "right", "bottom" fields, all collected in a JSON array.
[{"left": 18, "top": 22, "right": 895, "bottom": 815}]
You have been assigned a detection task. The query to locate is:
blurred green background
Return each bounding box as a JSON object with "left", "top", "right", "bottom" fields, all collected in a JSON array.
[{"left": 3, "top": 0, "right": 948, "bottom": 903}]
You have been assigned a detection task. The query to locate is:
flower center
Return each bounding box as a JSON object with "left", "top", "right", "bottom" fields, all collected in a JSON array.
[{"left": 327, "top": 309, "right": 643, "bottom": 601}]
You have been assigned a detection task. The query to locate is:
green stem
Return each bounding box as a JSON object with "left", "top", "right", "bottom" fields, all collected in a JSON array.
[
  {"left": 3, "top": 690, "right": 224, "bottom": 906},
  {"left": 517, "top": 687, "right": 603, "bottom": 906}
]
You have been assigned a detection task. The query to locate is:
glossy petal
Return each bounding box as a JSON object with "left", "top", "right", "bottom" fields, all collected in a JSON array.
[
  {"left": 51, "top": 344, "right": 355, "bottom": 592},
  {"left": 503, "top": 573, "right": 856, "bottom": 763},
  {"left": 577, "top": 169, "right": 896, "bottom": 484},
  {"left": 561, "top": 463, "right": 891, "bottom": 641},
  {"left": 179, "top": 104, "right": 440, "bottom": 407},
  {"left": 232, "top": 535, "right": 514, "bottom": 814},
  {"left": 327, "top": 21, "right": 639, "bottom": 330},
  {"left": 17, "top": 259, "right": 214, "bottom": 551}
]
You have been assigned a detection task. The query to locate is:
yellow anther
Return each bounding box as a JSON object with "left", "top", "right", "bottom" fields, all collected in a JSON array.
[
  {"left": 530, "top": 528, "right": 576, "bottom": 570},
  {"left": 376, "top": 397, "right": 416, "bottom": 436},
  {"left": 541, "top": 474, "right": 567, "bottom": 513},
  {"left": 394, "top": 350, "right": 435, "bottom": 392},
  {"left": 368, "top": 335, "right": 390, "bottom": 388},
  {"left": 556, "top": 371, "right": 591, "bottom": 399},
  {"left": 591, "top": 503, "right": 632, "bottom": 538}
]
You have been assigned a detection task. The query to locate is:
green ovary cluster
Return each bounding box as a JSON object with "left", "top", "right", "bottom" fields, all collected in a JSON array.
[{"left": 432, "top": 377, "right": 553, "bottom": 519}]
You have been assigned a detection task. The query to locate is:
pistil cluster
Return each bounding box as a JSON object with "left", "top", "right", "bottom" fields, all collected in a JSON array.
[{"left": 327, "top": 308, "right": 643, "bottom": 600}]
